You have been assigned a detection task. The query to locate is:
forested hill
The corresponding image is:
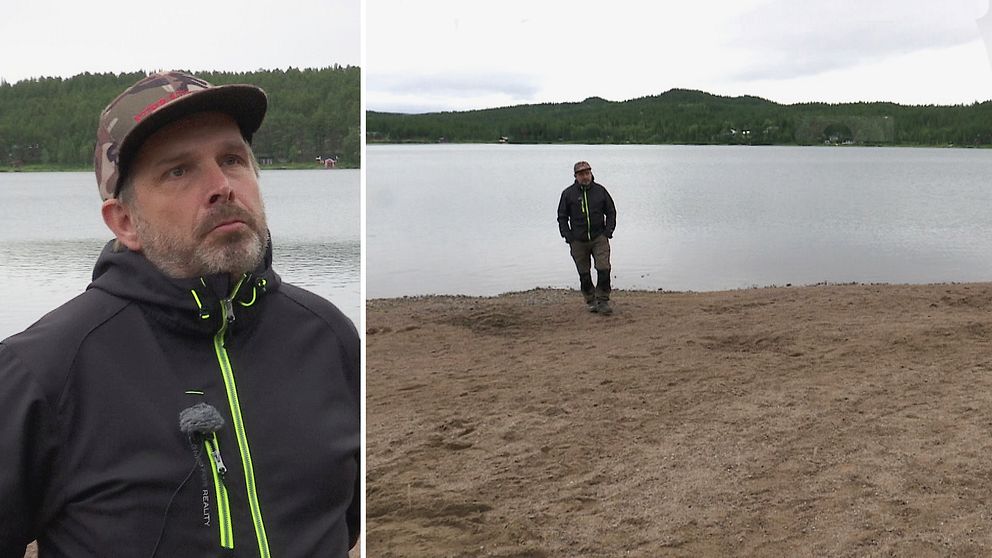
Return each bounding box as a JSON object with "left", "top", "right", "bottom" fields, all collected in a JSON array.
[
  {"left": 1, "top": 66, "right": 360, "bottom": 169},
  {"left": 367, "top": 89, "right": 992, "bottom": 147}
]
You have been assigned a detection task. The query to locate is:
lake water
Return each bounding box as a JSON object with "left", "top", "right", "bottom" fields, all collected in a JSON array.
[
  {"left": 368, "top": 144, "right": 992, "bottom": 298},
  {"left": 0, "top": 170, "right": 359, "bottom": 340}
]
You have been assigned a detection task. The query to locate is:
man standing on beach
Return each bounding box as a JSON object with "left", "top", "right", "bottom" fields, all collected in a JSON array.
[
  {"left": 558, "top": 160, "right": 617, "bottom": 315},
  {"left": 0, "top": 72, "right": 359, "bottom": 556}
]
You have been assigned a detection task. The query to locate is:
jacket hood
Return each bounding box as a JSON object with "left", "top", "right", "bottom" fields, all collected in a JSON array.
[{"left": 87, "top": 237, "right": 281, "bottom": 335}]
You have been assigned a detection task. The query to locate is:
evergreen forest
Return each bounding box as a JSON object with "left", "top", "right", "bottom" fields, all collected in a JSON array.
[
  {"left": 367, "top": 89, "right": 992, "bottom": 147},
  {"left": 1, "top": 66, "right": 360, "bottom": 169}
]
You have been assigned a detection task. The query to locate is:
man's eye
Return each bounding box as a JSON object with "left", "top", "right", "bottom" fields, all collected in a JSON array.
[
  {"left": 169, "top": 167, "right": 186, "bottom": 178},
  {"left": 223, "top": 155, "right": 242, "bottom": 166}
]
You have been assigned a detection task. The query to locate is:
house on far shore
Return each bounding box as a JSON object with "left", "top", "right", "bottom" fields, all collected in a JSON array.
[
  {"left": 317, "top": 155, "right": 337, "bottom": 169},
  {"left": 256, "top": 153, "right": 274, "bottom": 166}
]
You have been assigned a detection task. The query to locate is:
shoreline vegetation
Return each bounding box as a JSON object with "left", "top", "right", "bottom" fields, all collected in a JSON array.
[
  {"left": 368, "top": 280, "right": 992, "bottom": 556},
  {"left": 367, "top": 88, "right": 992, "bottom": 148},
  {"left": 366, "top": 139, "right": 989, "bottom": 149},
  {"left": 0, "top": 161, "right": 359, "bottom": 173},
  {"left": 1, "top": 67, "right": 360, "bottom": 170}
]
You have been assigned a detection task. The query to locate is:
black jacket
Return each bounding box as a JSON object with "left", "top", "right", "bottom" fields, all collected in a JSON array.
[
  {"left": 557, "top": 180, "right": 617, "bottom": 242},
  {"left": 0, "top": 240, "right": 359, "bottom": 557}
]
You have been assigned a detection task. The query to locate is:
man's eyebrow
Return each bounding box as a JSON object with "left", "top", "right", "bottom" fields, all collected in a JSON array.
[
  {"left": 151, "top": 149, "right": 196, "bottom": 169},
  {"left": 218, "top": 140, "right": 251, "bottom": 155},
  {"left": 151, "top": 141, "right": 250, "bottom": 168}
]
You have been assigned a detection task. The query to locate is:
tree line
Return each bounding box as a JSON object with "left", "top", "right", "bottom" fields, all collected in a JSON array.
[
  {"left": 367, "top": 89, "right": 992, "bottom": 147},
  {"left": 1, "top": 66, "right": 360, "bottom": 169}
]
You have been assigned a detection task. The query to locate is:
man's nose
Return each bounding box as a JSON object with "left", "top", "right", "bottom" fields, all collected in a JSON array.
[{"left": 205, "top": 162, "right": 235, "bottom": 204}]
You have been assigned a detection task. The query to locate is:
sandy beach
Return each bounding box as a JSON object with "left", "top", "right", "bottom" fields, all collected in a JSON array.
[{"left": 367, "top": 283, "right": 992, "bottom": 557}]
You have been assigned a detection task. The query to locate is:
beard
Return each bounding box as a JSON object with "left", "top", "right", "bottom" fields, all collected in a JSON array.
[{"left": 134, "top": 201, "right": 269, "bottom": 279}]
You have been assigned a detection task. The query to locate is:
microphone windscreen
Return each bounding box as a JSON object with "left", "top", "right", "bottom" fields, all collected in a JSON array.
[{"left": 179, "top": 403, "right": 226, "bottom": 436}]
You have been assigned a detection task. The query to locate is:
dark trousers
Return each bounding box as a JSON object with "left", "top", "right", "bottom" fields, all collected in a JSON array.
[{"left": 569, "top": 235, "right": 611, "bottom": 302}]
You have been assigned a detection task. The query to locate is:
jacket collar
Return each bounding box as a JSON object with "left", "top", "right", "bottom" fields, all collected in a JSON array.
[{"left": 87, "top": 237, "right": 281, "bottom": 335}]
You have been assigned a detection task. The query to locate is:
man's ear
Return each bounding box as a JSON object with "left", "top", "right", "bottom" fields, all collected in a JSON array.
[{"left": 101, "top": 198, "right": 142, "bottom": 251}]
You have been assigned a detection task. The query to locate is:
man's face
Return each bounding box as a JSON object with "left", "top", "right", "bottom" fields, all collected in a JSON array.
[
  {"left": 575, "top": 169, "right": 593, "bottom": 186},
  {"left": 121, "top": 111, "right": 268, "bottom": 278}
]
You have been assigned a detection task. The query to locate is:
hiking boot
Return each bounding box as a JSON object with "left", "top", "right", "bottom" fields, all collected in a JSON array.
[
  {"left": 596, "top": 300, "right": 613, "bottom": 315},
  {"left": 587, "top": 301, "right": 599, "bottom": 313}
]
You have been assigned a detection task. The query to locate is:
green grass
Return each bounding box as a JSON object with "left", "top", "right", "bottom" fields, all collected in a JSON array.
[{"left": 1, "top": 164, "right": 90, "bottom": 172}]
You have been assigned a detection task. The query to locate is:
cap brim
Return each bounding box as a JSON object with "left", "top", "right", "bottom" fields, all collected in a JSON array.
[{"left": 116, "top": 84, "right": 267, "bottom": 194}]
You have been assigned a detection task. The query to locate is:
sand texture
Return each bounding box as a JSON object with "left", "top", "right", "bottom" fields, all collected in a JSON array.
[{"left": 367, "top": 284, "right": 992, "bottom": 557}]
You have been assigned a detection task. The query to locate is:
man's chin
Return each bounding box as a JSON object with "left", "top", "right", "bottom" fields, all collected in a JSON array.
[
  {"left": 136, "top": 220, "right": 267, "bottom": 278},
  {"left": 197, "top": 233, "right": 266, "bottom": 276}
]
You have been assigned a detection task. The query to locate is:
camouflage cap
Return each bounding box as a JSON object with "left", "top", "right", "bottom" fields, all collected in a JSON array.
[
  {"left": 573, "top": 160, "right": 592, "bottom": 174},
  {"left": 94, "top": 71, "right": 268, "bottom": 201}
]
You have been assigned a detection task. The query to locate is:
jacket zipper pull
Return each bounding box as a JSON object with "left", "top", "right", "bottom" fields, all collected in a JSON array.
[
  {"left": 211, "top": 445, "right": 228, "bottom": 478},
  {"left": 221, "top": 298, "right": 235, "bottom": 324}
]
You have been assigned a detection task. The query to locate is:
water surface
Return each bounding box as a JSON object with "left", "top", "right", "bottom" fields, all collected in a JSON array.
[
  {"left": 368, "top": 144, "right": 992, "bottom": 297},
  {"left": 0, "top": 170, "right": 359, "bottom": 339}
]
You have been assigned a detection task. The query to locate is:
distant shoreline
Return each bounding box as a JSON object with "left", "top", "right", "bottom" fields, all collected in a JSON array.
[
  {"left": 367, "top": 140, "right": 988, "bottom": 149},
  {"left": 367, "top": 89, "right": 992, "bottom": 147},
  {"left": 1, "top": 163, "right": 360, "bottom": 173}
]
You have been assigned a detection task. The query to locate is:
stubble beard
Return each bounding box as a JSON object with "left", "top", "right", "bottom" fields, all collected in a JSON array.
[{"left": 133, "top": 201, "right": 269, "bottom": 279}]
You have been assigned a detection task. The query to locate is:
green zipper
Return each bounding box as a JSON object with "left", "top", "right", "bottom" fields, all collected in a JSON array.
[
  {"left": 204, "top": 434, "right": 233, "bottom": 549},
  {"left": 212, "top": 275, "right": 272, "bottom": 558},
  {"left": 581, "top": 188, "right": 592, "bottom": 241}
]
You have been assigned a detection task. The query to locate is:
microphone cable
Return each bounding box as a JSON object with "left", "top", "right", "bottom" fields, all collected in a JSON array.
[
  {"left": 148, "top": 455, "right": 199, "bottom": 558},
  {"left": 148, "top": 402, "right": 227, "bottom": 558}
]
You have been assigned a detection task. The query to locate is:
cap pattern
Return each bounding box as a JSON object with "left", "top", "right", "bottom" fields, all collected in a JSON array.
[{"left": 94, "top": 71, "right": 267, "bottom": 201}]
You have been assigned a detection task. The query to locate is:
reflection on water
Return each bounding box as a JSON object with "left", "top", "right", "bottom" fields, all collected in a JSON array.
[
  {"left": 1, "top": 239, "right": 105, "bottom": 281},
  {"left": 274, "top": 240, "right": 361, "bottom": 323},
  {"left": 1, "top": 240, "right": 107, "bottom": 338},
  {"left": 0, "top": 239, "right": 361, "bottom": 339},
  {"left": 1, "top": 171, "right": 360, "bottom": 339},
  {"left": 276, "top": 240, "right": 360, "bottom": 285}
]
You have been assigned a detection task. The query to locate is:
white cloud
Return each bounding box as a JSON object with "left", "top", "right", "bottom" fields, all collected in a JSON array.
[
  {"left": 367, "top": 72, "right": 542, "bottom": 112},
  {"left": 731, "top": 40, "right": 992, "bottom": 105},
  {"left": 367, "top": 0, "right": 992, "bottom": 112},
  {"left": 0, "top": 0, "right": 359, "bottom": 84},
  {"left": 731, "top": 0, "right": 985, "bottom": 80}
]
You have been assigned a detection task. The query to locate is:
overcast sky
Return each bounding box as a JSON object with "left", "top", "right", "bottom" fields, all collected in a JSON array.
[
  {"left": 7, "top": 1, "right": 992, "bottom": 114},
  {"left": 368, "top": 0, "right": 992, "bottom": 113},
  {"left": 0, "top": 0, "right": 359, "bottom": 84}
]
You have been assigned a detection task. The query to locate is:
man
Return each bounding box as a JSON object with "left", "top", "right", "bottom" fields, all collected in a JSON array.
[
  {"left": 558, "top": 160, "right": 617, "bottom": 315},
  {"left": 0, "top": 72, "right": 359, "bottom": 557}
]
